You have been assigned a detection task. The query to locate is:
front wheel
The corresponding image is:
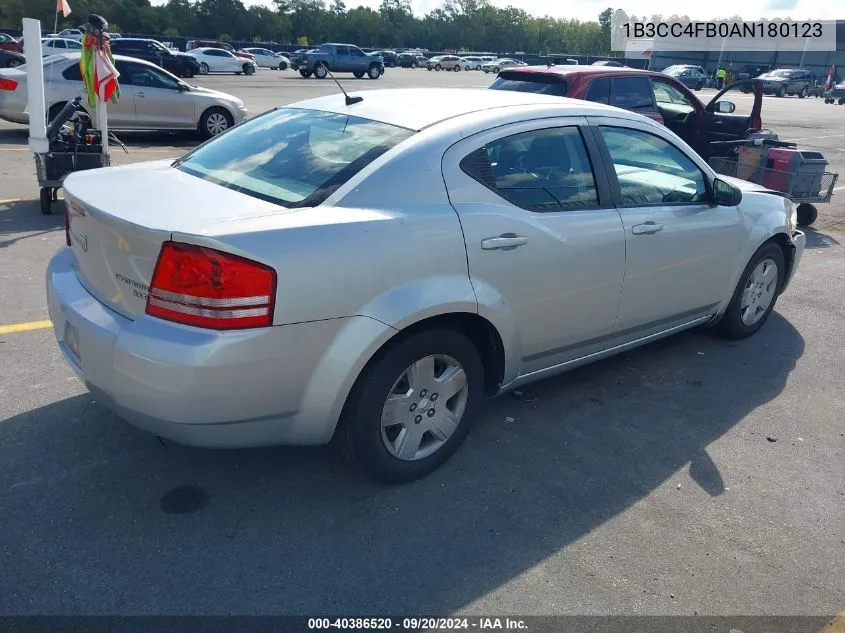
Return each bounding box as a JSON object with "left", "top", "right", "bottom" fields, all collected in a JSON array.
[
  {"left": 453, "top": 65, "right": 460, "bottom": 71},
  {"left": 199, "top": 107, "right": 233, "bottom": 139},
  {"left": 695, "top": 82, "right": 703, "bottom": 91},
  {"left": 717, "top": 242, "right": 785, "bottom": 340},
  {"left": 182, "top": 65, "right": 195, "bottom": 78},
  {"left": 435, "top": 64, "right": 441, "bottom": 71},
  {"left": 493, "top": 66, "right": 500, "bottom": 73},
  {"left": 336, "top": 328, "right": 484, "bottom": 483},
  {"left": 839, "top": 97, "right": 845, "bottom": 105},
  {"left": 778, "top": 85, "right": 787, "bottom": 97},
  {"left": 367, "top": 65, "right": 381, "bottom": 79},
  {"left": 198, "top": 62, "right": 209, "bottom": 75},
  {"left": 411, "top": 61, "right": 417, "bottom": 68},
  {"left": 243, "top": 63, "right": 255, "bottom": 75},
  {"left": 799, "top": 87, "right": 808, "bottom": 98}
]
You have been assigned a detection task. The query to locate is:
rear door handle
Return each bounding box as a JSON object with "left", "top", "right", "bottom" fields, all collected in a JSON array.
[
  {"left": 136, "top": 91, "right": 145, "bottom": 98},
  {"left": 632, "top": 222, "right": 664, "bottom": 235},
  {"left": 481, "top": 234, "right": 529, "bottom": 250}
]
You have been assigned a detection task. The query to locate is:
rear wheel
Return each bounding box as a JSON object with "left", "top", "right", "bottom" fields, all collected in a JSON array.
[
  {"left": 695, "top": 82, "right": 703, "bottom": 91},
  {"left": 454, "top": 64, "right": 460, "bottom": 71},
  {"left": 839, "top": 97, "right": 845, "bottom": 105},
  {"left": 182, "top": 65, "right": 195, "bottom": 78},
  {"left": 299, "top": 69, "right": 312, "bottom": 78},
  {"left": 199, "top": 62, "right": 209, "bottom": 75},
  {"left": 411, "top": 61, "right": 417, "bottom": 68},
  {"left": 493, "top": 66, "right": 500, "bottom": 73},
  {"left": 314, "top": 62, "right": 328, "bottom": 79},
  {"left": 718, "top": 242, "right": 785, "bottom": 340},
  {"left": 777, "top": 85, "right": 787, "bottom": 97},
  {"left": 435, "top": 63, "right": 441, "bottom": 71},
  {"left": 336, "top": 328, "right": 484, "bottom": 483},
  {"left": 199, "top": 107, "right": 233, "bottom": 139},
  {"left": 799, "top": 86, "right": 808, "bottom": 98},
  {"left": 353, "top": 70, "right": 365, "bottom": 79}
]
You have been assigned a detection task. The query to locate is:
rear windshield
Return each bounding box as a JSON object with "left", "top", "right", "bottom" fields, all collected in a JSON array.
[
  {"left": 489, "top": 72, "right": 569, "bottom": 96},
  {"left": 175, "top": 108, "right": 414, "bottom": 208}
]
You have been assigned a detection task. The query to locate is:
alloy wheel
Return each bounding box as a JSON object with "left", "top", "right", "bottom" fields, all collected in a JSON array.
[
  {"left": 740, "top": 258, "right": 778, "bottom": 326},
  {"left": 206, "top": 112, "right": 229, "bottom": 136}
]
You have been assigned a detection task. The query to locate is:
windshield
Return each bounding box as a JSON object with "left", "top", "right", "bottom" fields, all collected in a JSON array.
[
  {"left": 489, "top": 73, "right": 568, "bottom": 97},
  {"left": 767, "top": 70, "right": 790, "bottom": 78},
  {"left": 175, "top": 108, "right": 414, "bottom": 208}
]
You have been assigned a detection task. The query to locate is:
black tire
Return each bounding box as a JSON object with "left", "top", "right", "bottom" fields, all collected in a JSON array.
[
  {"left": 388, "top": 61, "right": 396, "bottom": 68},
  {"left": 243, "top": 63, "right": 255, "bottom": 75},
  {"left": 427, "top": 66, "right": 432, "bottom": 71},
  {"left": 199, "top": 62, "right": 209, "bottom": 75},
  {"left": 695, "top": 82, "right": 703, "bottom": 91},
  {"left": 493, "top": 66, "right": 500, "bottom": 73},
  {"left": 799, "top": 87, "right": 807, "bottom": 98},
  {"left": 299, "top": 69, "right": 312, "bottom": 78},
  {"left": 336, "top": 328, "right": 484, "bottom": 483},
  {"left": 367, "top": 64, "right": 381, "bottom": 79},
  {"left": 717, "top": 242, "right": 785, "bottom": 340},
  {"left": 353, "top": 71, "right": 365, "bottom": 79},
  {"left": 839, "top": 97, "right": 845, "bottom": 105},
  {"left": 198, "top": 106, "right": 233, "bottom": 140},
  {"left": 453, "top": 64, "right": 460, "bottom": 71},
  {"left": 777, "top": 85, "right": 787, "bottom": 97},
  {"left": 796, "top": 203, "right": 817, "bottom": 226},
  {"left": 40, "top": 188, "right": 52, "bottom": 215},
  {"left": 314, "top": 62, "right": 328, "bottom": 79},
  {"left": 278, "top": 62, "right": 287, "bottom": 70},
  {"left": 182, "top": 65, "right": 195, "bottom": 78},
  {"left": 435, "top": 64, "right": 441, "bottom": 71},
  {"left": 411, "top": 61, "right": 417, "bottom": 68}
]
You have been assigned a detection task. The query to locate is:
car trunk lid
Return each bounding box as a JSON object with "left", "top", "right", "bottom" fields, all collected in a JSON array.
[{"left": 63, "top": 159, "right": 285, "bottom": 320}]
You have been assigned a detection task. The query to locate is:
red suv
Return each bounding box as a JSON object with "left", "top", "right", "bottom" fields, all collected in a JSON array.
[
  {"left": 0, "top": 33, "right": 23, "bottom": 54},
  {"left": 489, "top": 66, "right": 763, "bottom": 159}
]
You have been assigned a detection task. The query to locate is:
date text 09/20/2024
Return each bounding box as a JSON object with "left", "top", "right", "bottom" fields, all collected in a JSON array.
[{"left": 307, "top": 618, "right": 529, "bottom": 630}]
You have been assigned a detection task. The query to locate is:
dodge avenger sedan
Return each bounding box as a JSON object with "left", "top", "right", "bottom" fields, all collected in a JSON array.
[{"left": 48, "top": 88, "right": 805, "bottom": 483}]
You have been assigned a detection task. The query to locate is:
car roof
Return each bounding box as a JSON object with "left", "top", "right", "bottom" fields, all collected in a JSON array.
[
  {"left": 288, "top": 87, "right": 624, "bottom": 131},
  {"left": 36, "top": 52, "right": 161, "bottom": 67},
  {"left": 499, "top": 65, "right": 663, "bottom": 80}
]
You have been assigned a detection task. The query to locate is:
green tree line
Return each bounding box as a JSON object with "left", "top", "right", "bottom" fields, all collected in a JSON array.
[{"left": 1, "top": 0, "right": 622, "bottom": 55}]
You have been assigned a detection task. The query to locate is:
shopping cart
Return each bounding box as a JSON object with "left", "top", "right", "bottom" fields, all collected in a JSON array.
[{"left": 708, "top": 138, "right": 839, "bottom": 227}]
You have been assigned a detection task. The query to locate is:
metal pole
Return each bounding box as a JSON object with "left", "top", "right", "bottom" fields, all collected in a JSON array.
[{"left": 23, "top": 18, "right": 48, "bottom": 154}]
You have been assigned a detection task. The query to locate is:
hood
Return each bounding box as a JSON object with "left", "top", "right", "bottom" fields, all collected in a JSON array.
[
  {"left": 719, "top": 174, "right": 782, "bottom": 195},
  {"left": 760, "top": 73, "right": 787, "bottom": 81},
  {"left": 172, "top": 51, "right": 198, "bottom": 60}
]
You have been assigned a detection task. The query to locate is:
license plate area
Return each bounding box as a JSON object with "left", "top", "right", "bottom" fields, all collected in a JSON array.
[{"left": 64, "top": 321, "right": 81, "bottom": 363}]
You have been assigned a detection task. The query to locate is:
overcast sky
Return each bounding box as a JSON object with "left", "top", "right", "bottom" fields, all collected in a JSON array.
[{"left": 182, "top": 0, "right": 839, "bottom": 21}]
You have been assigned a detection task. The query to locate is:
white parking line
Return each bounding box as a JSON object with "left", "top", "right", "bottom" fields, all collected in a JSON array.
[{"left": 832, "top": 185, "right": 845, "bottom": 192}]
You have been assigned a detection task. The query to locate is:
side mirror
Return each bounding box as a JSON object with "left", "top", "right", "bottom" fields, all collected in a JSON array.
[
  {"left": 178, "top": 83, "right": 189, "bottom": 92},
  {"left": 713, "top": 178, "right": 742, "bottom": 206},
  {"left": 716, "top": 100, "right": 736, "bottom": 113}
]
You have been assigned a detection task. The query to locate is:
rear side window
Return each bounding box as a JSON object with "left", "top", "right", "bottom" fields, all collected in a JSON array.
[
  {"left": 460, "top": 126, "right": 599, "bottom": 212},
  {"left": 489, "top": 72, "right": 568, "bottom": 97},
  {"left": 584, "top": 77, "right": 610, "bottom": 104},
  {"left": 175, "top": 108, "right": 414, "bottom": 208},
  {"left": 611, "top": 76, "right": 654, "bottom": 111}
]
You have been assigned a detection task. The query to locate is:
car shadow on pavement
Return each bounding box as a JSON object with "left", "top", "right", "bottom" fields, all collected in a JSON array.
[
  {"left": 0, "top": 200, "right": 63, "bottom": 249},
  {"left": 0, "top": 314, "right": 804, "bottom": 614},
  {"left": 803, "top": 226, "right": 841, "bottom": 249}
]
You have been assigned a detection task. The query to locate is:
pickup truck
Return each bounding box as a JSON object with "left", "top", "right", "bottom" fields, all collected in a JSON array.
[{"left": 298, "top": 43, "right": 384, "bottom": 79}]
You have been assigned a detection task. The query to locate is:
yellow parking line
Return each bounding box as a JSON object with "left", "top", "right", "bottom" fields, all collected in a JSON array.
[{"left": 0, "top": 320, "right": 53, "bottom": 335}]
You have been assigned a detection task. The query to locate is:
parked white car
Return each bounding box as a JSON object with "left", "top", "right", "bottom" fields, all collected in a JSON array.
[
  {"left": 46, "top": 88, "right": 804, "bottom": 483},
  {"left": 187, "top": 47, "right": 257, "bottom": 75},
  {"left": 48, "top": 28, "right": 84, "bottom": 41},
  {"left": 39, "top": 37, "right": 82, "bottom": 58},
  {"left": 0, "top": 53, "right": 247, "bottom": 138},
  {"left": 242, "top": 47, "right": 290, "bottom": 70},
  {"left": 482, "top": 58, "right": 526, "bottom": 73},
  {"left": 460, "top": 56, "right": 484, "bottom": 71}
]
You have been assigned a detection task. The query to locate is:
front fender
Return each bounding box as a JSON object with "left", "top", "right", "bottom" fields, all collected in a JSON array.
[{"left": 714, "top": 194, "right": 793, "bottom": 317}]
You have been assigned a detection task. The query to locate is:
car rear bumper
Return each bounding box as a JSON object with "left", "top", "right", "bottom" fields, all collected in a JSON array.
[{"left": 46, "top": 247, "right": 394, "bottom": 448}]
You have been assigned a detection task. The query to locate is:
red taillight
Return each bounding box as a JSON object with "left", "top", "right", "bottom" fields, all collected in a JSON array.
[
  {"left": 146, "top": 241, "right": 276, "bottom": 330},
  {"left": 0, "top": 78, "right": 19, "bottom": 91},
  {"left": 64, "top": 202, "right": 71, "bottom": 246}
]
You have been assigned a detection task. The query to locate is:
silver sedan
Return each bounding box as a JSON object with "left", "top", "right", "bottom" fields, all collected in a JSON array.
[
  {"left": 0, "top": 53, "right": 247, "bottom": 138},
  {"left": 47, "top": 88, "right": 805, "bottom": 483}
]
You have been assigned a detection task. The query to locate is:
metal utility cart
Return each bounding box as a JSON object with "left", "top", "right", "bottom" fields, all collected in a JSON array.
[
  {"left": 35, "top": 97, "right": 110, "bottom": 215},
  {"left": 709, "top": 138, "right": 839, "bottom": 227}
]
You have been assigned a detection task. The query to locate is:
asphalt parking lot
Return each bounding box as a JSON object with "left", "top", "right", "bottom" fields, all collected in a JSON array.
[{"left": 0, "top": 68, "right": 843, "bottom": 619}]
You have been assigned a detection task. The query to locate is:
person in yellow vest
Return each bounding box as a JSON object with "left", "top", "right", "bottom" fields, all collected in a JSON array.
[{"left": 716, "top": 67, "right": 727, "bottom": 89}]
